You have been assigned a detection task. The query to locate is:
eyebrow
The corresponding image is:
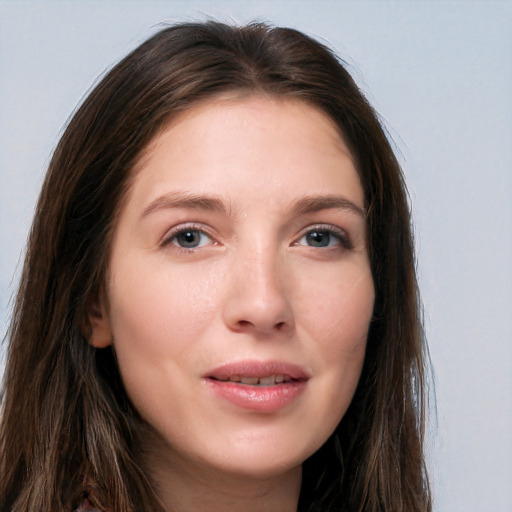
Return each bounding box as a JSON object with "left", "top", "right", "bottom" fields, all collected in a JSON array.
[
  {"left": 291, "top": 195, "right": 366, "bottom": 219},
  {"left": 140, "top": 191, "right": 366, "bottom": 219},
  {"left": 141, "top": 192, "right": 228, "bottom": 218}
]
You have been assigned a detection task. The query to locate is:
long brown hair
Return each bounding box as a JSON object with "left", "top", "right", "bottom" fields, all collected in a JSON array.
[{"left": 0, "top": 21, "right": 431, "bottom": 512}]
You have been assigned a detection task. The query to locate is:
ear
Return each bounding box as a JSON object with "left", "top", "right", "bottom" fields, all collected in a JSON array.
[{"left": 87, "top": 300, "right": 112, "bottom": 348}]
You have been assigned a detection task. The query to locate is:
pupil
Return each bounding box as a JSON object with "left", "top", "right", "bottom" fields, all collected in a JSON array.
[
  {"left": 178, "top": 231, "right": 200, "bottom": 247},
  {"left": 307, "top": 230, "right": 330, "bottom": 247}
]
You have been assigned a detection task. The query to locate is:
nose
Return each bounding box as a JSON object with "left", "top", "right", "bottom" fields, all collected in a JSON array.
[{"left": 222, "top": 248, "right": 294, "bottom": 336}]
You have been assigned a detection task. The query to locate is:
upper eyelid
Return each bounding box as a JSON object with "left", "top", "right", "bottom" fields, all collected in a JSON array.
[{"left": 296, "top": 223, "right": 349, "bottom": 238}]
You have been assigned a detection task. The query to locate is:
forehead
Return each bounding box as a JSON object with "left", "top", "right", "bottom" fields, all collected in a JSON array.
[
  {"left": 135, "top": 94, "right": 352, "bottom": 168},
  {"left": 123, "top": 95, "right": 363, "bottom": 215}
]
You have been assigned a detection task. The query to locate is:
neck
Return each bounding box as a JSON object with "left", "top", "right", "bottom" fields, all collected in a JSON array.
[{"left": 140, "top": 428, "right": 302, "bottom": 512}]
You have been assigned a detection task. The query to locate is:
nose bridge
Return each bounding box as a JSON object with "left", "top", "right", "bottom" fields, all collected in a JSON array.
[
  {"left": 223, "top": 237, "right": 294, "bottom": 334},
  {"left": 244, "top": 244, "right": 281, "bottom": 301}
]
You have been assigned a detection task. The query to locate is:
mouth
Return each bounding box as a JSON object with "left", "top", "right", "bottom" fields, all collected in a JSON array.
[
  {"left": 204, "top": 360, "right": 309, "bottom": 412},
  {"left": 209, "top": 374, "right": 298, "bottom": 386},
  {"left": 206, "top": 360, "right": 309, "bottom": 385}
]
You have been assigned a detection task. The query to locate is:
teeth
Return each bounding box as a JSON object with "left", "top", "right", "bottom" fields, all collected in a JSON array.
[
  {"left": 259, "top": 376, "right": 275, "bottom": 386},
  {"left": 240, "top": 377, "right": 259, "bottom": 385},
  {"left": 223, "top": 375, "right": 290, "bottom": 386}
]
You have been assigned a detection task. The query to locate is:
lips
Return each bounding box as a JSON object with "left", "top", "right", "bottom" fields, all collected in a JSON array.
[
  {"left": 204, "top": 360, "right": 309, "bottom": 412},
  {"left": 206, "top": 360, "right": 309, "bottom": 382}
]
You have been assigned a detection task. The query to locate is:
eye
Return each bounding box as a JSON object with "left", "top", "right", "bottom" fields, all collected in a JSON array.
[
  {"left": 304, "top": 230, "right": 334, "bottom": 248},
  {"left": 296, "top": 226, "right": 352, "bottom": 249},
  {"left": 163, "top": 225, "right": 213, "bottom": 249}
]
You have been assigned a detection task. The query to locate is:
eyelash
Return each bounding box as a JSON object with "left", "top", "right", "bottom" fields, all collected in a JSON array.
[
  {"left": 161, "top": 223, "right": 214, "bottom": 251},
  {"left": 161, "top": 223, "right": 352, "bottom": 252},
  {"left": 295, "top": 224, "right": 353, "bottom": 250}
]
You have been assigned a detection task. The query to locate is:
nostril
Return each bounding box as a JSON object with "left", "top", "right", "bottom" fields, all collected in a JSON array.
[{"left": 235, "top": 319, "right": 288, "bottom": 331}]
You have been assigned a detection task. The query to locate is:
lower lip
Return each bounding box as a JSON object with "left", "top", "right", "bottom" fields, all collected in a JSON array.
[{"left": 204, "top": 379, "right": 307, "bottom": 412}]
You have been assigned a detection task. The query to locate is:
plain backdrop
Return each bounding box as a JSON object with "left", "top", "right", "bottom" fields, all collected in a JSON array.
[{"left": 1, "top": 1, "right": 511, "bottom": 511}]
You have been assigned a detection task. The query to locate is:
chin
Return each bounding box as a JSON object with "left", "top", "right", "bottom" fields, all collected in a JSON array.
[
  {"left": 203, "top": 433, "right": 319, "bottom": 480},
  {"left": 213, "top": 456, "right": 303, "bottom": 481}
]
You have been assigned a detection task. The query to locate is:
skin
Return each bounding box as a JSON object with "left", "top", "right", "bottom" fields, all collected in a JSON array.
[{"left": 90, "top": 96, "right": 375, "bottom": 512}]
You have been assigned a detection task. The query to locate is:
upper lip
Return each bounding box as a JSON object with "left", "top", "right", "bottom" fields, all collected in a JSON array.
[{"left": 205, "top": 360, "right": 310, "bottom": 381}]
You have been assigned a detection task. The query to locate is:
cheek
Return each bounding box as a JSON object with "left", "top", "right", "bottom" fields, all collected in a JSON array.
[
  {"left": 302, "top": 263, "right": 374, "bottom": 351},
  {"left": 105, "top": 260, "right": 224, "bottom": 427},
  {"left": 301, "top": 264, "right": 374, "bottom": 409},
  {"left": 329, "top": 276, "right": 374, "bottom": 354},
  {"left": 107, "top": 256, "right": 222, "bottom": 368}
]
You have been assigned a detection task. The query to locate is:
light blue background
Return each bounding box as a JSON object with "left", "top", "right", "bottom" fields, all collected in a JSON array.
[{"left": 1, "top": 1, "right": 511, "bottom": 511}]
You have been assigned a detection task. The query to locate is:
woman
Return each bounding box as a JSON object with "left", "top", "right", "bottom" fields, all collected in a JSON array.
[{"left": 0, "top": 21, "right": 431, "bottom": 512}]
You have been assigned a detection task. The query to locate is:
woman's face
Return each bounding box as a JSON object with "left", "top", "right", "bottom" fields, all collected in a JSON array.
[{"left": 91, "top": 96, "right": 374, "bottom": 478}]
